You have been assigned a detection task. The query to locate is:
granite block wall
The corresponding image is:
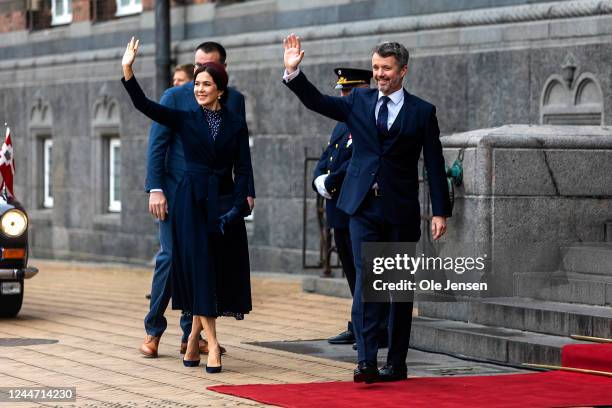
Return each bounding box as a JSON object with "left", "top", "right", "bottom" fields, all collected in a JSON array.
[{"left": 0, "top": 0, "right": 611, "bottom": 272}]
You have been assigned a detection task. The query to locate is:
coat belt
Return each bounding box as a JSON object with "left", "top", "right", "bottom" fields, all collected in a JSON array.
[{"left": 184, "top": 164, "right": 224, "bottom": 232}]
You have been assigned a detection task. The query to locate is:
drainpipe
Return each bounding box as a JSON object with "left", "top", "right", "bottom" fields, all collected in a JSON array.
[{"left": 155, "top": 0, "right": 171, "bottom": 100}]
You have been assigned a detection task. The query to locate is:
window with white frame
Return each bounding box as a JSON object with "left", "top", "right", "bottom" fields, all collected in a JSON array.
[
  {"left": 115, "top": 0, "right": 142, "bottom": 17},
  {"left": 42, "top": 138, "right": 54, "bottom": 208},
  {"left": 108, "top": 138, "right": 121, "bottom": 212},
  {"left": 51, "top": 0, "right": 72, "bottom": 25}
]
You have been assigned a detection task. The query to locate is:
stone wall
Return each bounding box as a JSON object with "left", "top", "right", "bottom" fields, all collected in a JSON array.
[
  {"left": 441, "top": 125, "right": 612, "bottom": 295},
  {"left": 0, "top": 0, "right": 611, "bottom": 271}
]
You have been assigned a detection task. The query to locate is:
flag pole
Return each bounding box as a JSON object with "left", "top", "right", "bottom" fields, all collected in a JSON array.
[
  {"left": 1, "top": 177, "right": 6, "bottom": 200},
  {"left": 1, "top": 125, "right": 5, "bottom": 198}
]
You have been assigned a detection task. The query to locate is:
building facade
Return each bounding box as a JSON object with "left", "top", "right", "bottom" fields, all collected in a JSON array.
[{"left": 0, "top": 0, "right": 610, "bottom": 270}]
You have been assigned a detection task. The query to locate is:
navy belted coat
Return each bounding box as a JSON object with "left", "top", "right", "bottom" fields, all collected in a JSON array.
[{"left": 123, "top": 76, "right": 252, "bottom": 317}]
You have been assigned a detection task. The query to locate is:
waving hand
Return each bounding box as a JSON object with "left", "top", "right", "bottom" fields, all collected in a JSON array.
[
  {"left": 283, "top": 33, "right": 305, "bottom": 74},
  {"left": 122, "top": 37, "right": 140, "bottom": 80}
]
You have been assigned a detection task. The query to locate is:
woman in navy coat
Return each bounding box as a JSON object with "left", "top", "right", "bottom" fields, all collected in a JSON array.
[{"left": 121, "top": 38, "right": 252, "bottom": 373}]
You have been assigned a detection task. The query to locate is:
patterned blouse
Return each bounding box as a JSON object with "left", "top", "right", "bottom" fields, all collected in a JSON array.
[{"left": 202, "top": 107, "right": 222, "bottom": 140}]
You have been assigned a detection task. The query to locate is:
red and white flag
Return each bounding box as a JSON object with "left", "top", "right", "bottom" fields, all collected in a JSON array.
[{"left": 0, "top": 126, "right": 16, "bottom": 197}]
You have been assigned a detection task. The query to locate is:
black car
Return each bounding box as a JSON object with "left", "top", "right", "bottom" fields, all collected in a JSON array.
[{"left": 0, "top": 193, "right": 38, "bottom": 317}]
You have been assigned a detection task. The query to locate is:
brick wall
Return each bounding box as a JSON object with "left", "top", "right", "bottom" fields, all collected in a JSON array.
[
  {"left": 73, "top": 0, "right": 91, "bottom": 22},
  {"left": 0, "top": 0, "right": 217, "bottom": 32},
  {"left": 0, "top": 0, "right": 26, "bottom": 33},
  {"left": 92, "top": 0, "right": 116, "bottom": 22},
  {"left": 0, "top": 10, "right": 26, "bottom": 32}
]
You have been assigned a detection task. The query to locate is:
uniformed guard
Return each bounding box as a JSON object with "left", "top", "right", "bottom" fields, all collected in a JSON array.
[{"left": 313, "top": 67, "right": 375, "bottom": 345}]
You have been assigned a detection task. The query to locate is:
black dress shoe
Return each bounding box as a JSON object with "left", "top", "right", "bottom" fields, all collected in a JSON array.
[
  {"left": 328, "top": 330, "right": 355, "bottom": 344},
  {"left": 378, "top": 364, "right": 407, "bottom": 382},
  {"left": 354, "top": 362, "right": 379, "bottom": 384}
]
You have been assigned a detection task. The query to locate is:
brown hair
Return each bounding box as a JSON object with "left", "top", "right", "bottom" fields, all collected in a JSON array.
[
  {"left": 372, "top": 42, "right": 410, "bottom": 68},
  {"left": 193, "top": 62, "right": 229, "bottom": 103},
  {"left": 174, "top": 64, "right": 195, "bottom": 80}
]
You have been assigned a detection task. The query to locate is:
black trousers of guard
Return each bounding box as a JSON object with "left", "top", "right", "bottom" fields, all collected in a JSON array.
[{"left": 334, "top": 227, "right": 356, "bottom": 296}]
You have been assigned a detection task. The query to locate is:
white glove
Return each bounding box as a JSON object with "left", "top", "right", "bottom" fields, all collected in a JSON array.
[{"left": 314, "top": 174, "right": 332, "bottom": 199}]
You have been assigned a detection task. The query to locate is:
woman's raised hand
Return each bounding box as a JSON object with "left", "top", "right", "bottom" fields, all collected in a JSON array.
[
  {"left": 283, "top": 33, "right": 304, "bottom": 74},
  {"left": 122, "top": 37, "right": 140, "bottom": 68},
  {"left": 122, "top": 37, "right": 139, "bottom": 80}
]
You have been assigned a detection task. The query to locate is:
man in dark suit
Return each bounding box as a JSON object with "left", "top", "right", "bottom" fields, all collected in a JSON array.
[
  {"left": 283, "top": 34, "right": 451, "bottom": 383},
  {"left": 141, "top": 41, "right": 256, "bottom": 358},
  {"left": 313, "top": 67, "right": 372, "bottom": 346}
]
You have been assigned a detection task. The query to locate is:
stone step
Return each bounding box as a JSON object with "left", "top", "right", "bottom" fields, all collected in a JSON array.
[
  {"left": 417, "top": 297, "right": 612, "bottom": 338},
  {"left": 411, "top": 316, "right": 587, "bottom": 366},
  {"left": 302, "top": 276, "right": 352, "bottom": 299},
  {"left": 561, "top": 245, "right": 612, "bottom": 275},
  {"left": 472, "top": 297, "right": 612, "bottom": 338},
  {"left": 514, "top": 271, "right": 612, "bottom": 305}
]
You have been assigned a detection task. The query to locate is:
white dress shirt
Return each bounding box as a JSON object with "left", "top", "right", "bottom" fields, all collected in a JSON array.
[
  {"left": 375, "top": 88, "right": 404, "bottom": 130},
  {"left": 283, "top": 68, "right": 301, "bottom": 82}
]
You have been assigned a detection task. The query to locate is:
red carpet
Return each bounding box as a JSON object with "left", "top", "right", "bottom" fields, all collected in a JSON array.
[
  {"left": 562, "top": 343, "right": 612, "bottom": 373},
  {"left": 209, "top": 371, "right": 612, "bottom": 408}
]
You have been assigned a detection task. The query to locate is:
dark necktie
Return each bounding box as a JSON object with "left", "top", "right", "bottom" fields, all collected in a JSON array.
[{"left": 376, "top": 96, "right": 390, "bottom": 137}]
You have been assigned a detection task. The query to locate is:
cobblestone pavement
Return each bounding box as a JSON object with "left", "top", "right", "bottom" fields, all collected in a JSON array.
[
  {"left": 0, "top": 260, "right": 526, "bottom": 408},
  {"left": 0, "top": 260, "right": 356, "bottom": 407}
]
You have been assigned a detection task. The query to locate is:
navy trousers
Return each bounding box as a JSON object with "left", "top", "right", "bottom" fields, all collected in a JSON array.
[
  {"left": 349, "top": 193, "right": 420, "bottom": 367},
  {"left": 144, "top": 170, "right": 192, "bottom": 342}
]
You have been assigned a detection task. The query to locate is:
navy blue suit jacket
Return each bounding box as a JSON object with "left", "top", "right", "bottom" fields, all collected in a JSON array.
[
  {"left": 286, "top": 71, "right": 451, "bottom": 225},
  {"left": 312, "top": 122, "right": 352, "bottom": 229},
  {"left": 145, "top": 81, "right": 255, "bottom": 197}
]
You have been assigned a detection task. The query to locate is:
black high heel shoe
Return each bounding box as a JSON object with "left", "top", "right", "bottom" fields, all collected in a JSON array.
[
  {"left": 183, "top": 358, "right": 200, "bottom": 367},
  {"left": 182, "top": 337, "right": 200, "bottom": 367},
  {"left": 205, "top": 345, "right": 222, "bottom": 373}
]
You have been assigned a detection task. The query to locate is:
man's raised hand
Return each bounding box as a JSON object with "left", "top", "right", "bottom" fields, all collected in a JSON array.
[{"left": 283, "top": 33, "right": 305, "bottom": 73}]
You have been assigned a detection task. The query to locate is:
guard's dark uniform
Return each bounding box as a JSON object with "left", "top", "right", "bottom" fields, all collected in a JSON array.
[{"left": 313, "top": 122, "right": 355, "bottom": 293}]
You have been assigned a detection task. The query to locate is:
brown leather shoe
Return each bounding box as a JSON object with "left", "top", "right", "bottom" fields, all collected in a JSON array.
[
  {"left": 140, "top": 335, "right": 160, "bottom": 358},
  {"left": 180, "top": 339, "right": 226, "bottom": 355}
]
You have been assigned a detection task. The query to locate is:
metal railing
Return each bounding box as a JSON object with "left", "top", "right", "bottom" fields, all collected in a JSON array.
[{"left": 302, "top": 149, "right": 341, "bottom": 276}]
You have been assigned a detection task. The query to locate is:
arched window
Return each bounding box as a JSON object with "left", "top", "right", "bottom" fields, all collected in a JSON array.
[
  {"left": 541, "top": 73, "right": 603, "bottom": 125},
  {"left": 28, "top": 97, "right": 54, "bottom": 209},
  {"left": 92, "top": 95, "right": 122, "bottom": 215}
]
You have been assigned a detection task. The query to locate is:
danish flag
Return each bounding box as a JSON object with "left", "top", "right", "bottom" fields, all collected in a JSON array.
[{"left": 0, "top": 126, "right": 15, "bottom": 197}]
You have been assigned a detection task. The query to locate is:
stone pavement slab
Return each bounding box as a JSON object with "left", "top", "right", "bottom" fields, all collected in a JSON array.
[{"left": 0, "top": 260, "right": 526, "bottom": 407}]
